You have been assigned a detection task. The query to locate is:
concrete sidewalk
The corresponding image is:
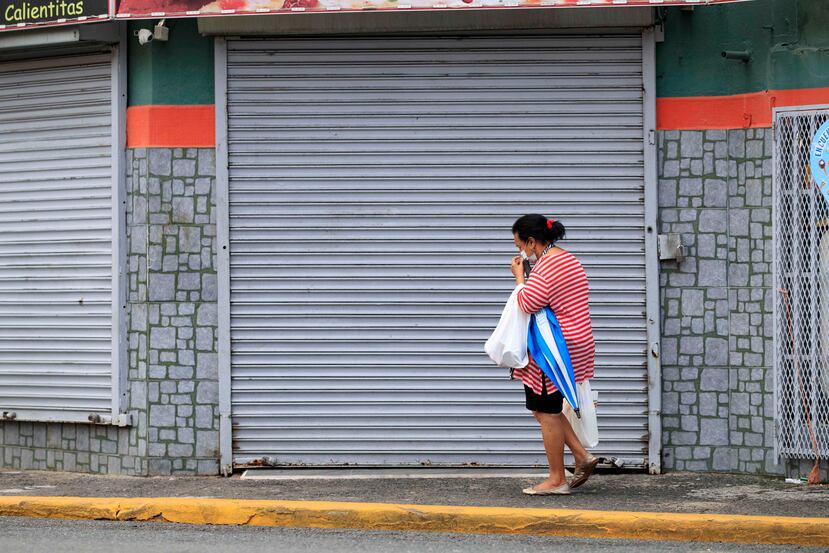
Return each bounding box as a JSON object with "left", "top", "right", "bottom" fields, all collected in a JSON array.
[
  {"left": 1, "top": 469, "right": 828, "bottom": 546},
  {"left": 1, "top": 469, "right": 826, "bottom": 518}
]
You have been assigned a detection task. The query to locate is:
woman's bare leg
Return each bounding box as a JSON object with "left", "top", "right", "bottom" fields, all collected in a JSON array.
[
  {"left": 560, "top": 413, "right": 590, "bottom": 465},
  {"left": 531, "top": 411, "right": 568, "bottom": 489}
]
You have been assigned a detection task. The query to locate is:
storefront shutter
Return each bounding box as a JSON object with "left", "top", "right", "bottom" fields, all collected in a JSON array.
[
  {"left": 225, "top": 35, "right": 649, "bottom": 467},
  {"left": 0, "top": 50, "right": 114, "bottom": 422}
]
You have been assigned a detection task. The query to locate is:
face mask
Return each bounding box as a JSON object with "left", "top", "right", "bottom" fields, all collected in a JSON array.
[{"left": 520, "top": 250, "right": 537, "bottom": 263}]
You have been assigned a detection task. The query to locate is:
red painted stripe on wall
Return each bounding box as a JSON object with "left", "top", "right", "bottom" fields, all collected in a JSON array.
[
  {"left": 657, "top": 87, "right": 829, "bottom": 130},
  {"left": 127, "top": 105, "right": 215, "bottom": 148}
]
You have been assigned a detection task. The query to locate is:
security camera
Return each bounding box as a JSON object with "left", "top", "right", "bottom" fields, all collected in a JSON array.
[
  {"left": 153, "top": 20, "right": 169, "bottom": 42},
  {"left": 136, "top": 28, "right": 153, "bottom": 45}
]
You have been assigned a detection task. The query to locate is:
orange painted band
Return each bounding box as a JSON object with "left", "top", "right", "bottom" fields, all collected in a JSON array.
[
  {"left": 127, "top": 105, "right": 215, "bottom": 148},
  {"left": 657, "top": 87, "right": 829, "bottom": 130}
]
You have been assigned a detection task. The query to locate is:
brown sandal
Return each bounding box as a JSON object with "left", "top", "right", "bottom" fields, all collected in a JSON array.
[{"left": 569, "top": 455, "right": 599, "bottom": 489}]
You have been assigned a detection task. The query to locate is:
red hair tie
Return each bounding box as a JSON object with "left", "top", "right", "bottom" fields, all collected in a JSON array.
[{"left": 546, "top": 219, "right": 555, "bottom": 230}]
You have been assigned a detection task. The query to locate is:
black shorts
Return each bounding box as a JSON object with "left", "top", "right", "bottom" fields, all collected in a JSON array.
[{"left": 524, "top": 381, "right": 564, "bottom": 414}]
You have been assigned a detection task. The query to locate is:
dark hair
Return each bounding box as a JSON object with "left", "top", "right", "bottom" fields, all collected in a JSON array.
[{"left": 512, "top": 214, "right": 566, "bottom": 245}]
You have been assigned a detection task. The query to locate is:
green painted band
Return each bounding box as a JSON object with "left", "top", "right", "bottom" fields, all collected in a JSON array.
[
  {"left": 657, "top": 1, "right": 829, "bottom": 99},
  {"left": 127, "top": 19, "right": 214, "bottom": 107}
]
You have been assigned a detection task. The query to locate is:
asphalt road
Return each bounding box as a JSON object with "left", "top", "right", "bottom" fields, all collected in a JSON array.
[{"left": 0, "top": 517, "right": 824, "bottom": 553}]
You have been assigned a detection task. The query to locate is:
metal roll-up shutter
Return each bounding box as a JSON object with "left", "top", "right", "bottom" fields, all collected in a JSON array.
[
  {"left": 0, "top": 51, "right": 114, "bottom": 422},
  {"left": 226, "top": 35, "right": 648, "bottom": 467}
]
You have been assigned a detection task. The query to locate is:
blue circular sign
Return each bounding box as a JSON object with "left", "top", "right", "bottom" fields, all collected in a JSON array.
[{"left": 811, "top": 120, "right": 829, "bottom": 196}]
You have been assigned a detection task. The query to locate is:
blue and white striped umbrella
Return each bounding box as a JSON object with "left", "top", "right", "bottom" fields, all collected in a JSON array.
[{"left": 527, "top": 307, "right": 580, "bottom": 417}]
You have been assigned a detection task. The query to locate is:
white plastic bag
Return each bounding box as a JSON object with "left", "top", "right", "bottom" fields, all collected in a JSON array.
[
  {"left": 485, "top": 285, "right": 531, "bottom": 368},
  {"left": 563, "top": 380, "right": 599, "bottom": 449}
]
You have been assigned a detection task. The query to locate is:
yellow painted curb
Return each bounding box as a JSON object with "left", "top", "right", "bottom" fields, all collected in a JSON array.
[{"left": 0, "top": 496, "right": 827, "bottom": 546}]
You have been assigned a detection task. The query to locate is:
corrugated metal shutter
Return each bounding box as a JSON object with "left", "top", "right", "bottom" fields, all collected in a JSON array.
[
  {"left": 0, "top": 51, "right": 114, "bottom": 422},
  {"left": 226, "top": 35, "right": 648, "bottom": 467}
]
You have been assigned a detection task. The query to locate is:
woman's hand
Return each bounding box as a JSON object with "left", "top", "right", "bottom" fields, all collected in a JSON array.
[{"left": 511, "top": 256, "right": 526, "bottom": 285}]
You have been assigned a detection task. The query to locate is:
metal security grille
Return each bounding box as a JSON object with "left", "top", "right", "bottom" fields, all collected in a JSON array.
[
  {"left": 0, "top": 51, "right": 114, "bottom": 422},
  {"left": 774, "top": 108, "right": 829, "bottom": 459},
  {"left": 225, "top": 35, "right": 650, "bottom": 467}
]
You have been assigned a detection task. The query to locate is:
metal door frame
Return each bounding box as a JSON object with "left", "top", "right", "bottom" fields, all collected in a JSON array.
[
  {"left": 111, "top": 23, "right": 129, "bottom": 425},
  {"left": 216, "top": 36, "right": 233, "bottom": 474},
  {"left": 216, "top": 30, "right": 663, "bottom": 473},
  {"left": 641, "top": 27, "right": 663, "bottom": 474}
]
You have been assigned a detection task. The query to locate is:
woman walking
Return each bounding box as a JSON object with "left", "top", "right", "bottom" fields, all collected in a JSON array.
[{"left": 510, "top": 214, "right": 598, "bottom": 495}]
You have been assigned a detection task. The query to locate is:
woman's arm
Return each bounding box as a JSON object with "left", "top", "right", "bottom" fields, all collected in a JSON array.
[
  {"left": 513, "top": 258, "right": 552, "bottom": 315},
  {"left": 516, "top": 274, "right": 550, "bottom": 314}
]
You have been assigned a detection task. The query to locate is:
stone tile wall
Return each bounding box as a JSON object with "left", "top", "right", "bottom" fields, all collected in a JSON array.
[
  {"left": 128, "top": 147, "right": 220, "bottom": 476},
  {"left": 0, "top": 423, "right": 140, "bottom": 475},
  {"left": 658, "top": 128, "right": 827, "bottom": 480}
]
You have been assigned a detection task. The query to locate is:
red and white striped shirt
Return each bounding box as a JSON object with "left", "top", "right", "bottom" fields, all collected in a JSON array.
[{"left": 513, "top": 250, "right": 595, "bottom": 395}]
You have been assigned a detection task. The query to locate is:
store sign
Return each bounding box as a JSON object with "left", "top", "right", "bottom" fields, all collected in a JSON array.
[
  {"left": 0, "top": 0, "right": 753, "bottom": 29},
  {"left": 0, "top": 0, "right": 109, "bottom": 29},
  {"left": 115, "top": 0, "right": 751, "bottom": 19},
  {"left": 811, "top": 120, "right": 829, "bottom": 204}
]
